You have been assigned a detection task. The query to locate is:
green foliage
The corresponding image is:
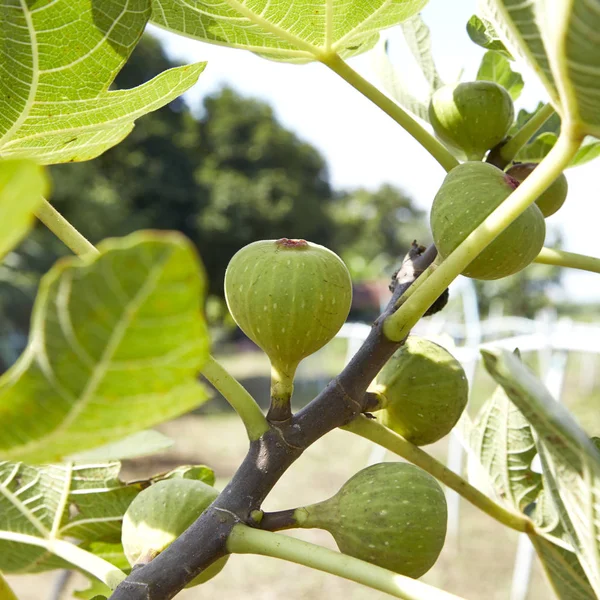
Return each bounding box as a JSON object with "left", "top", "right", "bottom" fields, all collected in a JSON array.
[
  {"left": 0, "top": 160, "right": 47, "bottom": 260},
  {"left": 0, "top": 232, "right": 209, "bottom": 462},
  {"left": 150, "top": 0, "right": 427, "bottom": 63},
  {"left": 466, "top": 14, "right": 512, "bottom": 59},
  {"left": 476, "top": 51, "right": 523, "bottom": 101},
  {"left": 0, "top": 0, "right": 204, "bottom": 165}
]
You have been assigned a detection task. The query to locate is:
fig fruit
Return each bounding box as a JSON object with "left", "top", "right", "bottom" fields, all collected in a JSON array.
[
  {"left": 296, "top": 462, "right": 447, "bottom": 578},
  {"left": 429, "top": 81, "right": 514, "bottom": 161},
  {"left": 225, "top": 239, "right": 352, "bottom": 410},
  {"left": 430, "top": 161, "right": 546, "bottom": 280},
  {"left": 506, "top": 162, "right": 568, "bottom": 217},
  {"left": 371, "top": 336, "right": 468, "bottom": 446},
  {"left": 121, "top": 479, "right": 228, "bottom": 587}
]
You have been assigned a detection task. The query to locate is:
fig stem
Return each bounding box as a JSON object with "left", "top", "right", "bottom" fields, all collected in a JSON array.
[
  {"left": 227, "top": 524, "right": 469, "bottom": 600},
  {"left": 383, "top": 131, "right": 582, "bottom": 343},
  {"left": 267, "top": 365, "right": 295, "bottom": 422},
  {"left": 35, "top": 198, "right": 99, "bottom": 257},
  {"left": 533, "top": 247, "right": 600, "bottom": 274},
  {"left": 342, "top": 416, "right": 534, "bottom": 534},
  {"left": 201, "top": 355, "right": 270, "bottom": 441},
  {"left": 320, "top": 53, "right": 459, "bottom": 173},
  {"left": 499, "top": 103, "right": 556, "bottom": 167},
  {"left": 259, "top": 508, "right": 299, "bottom": 531},
  {"left": 0, "top": 531, "right": 126, "bottom": 589}
]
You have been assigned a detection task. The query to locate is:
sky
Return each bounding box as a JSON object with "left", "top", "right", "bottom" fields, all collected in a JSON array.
[{"left": 148, "top": 0, "right": 599, "bottom": 302}]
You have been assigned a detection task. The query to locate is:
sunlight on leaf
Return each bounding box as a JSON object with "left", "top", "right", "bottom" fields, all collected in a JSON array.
[
  {"left": 0, "top": 1, "right": 205, "bottom": 164},
  {"left": 151, "top": 0, "right": 428, "bottom": 63},
  {"left": 0, "top": 461, "right": 141, "bottom": 574},
  {"left": 0, "top": 159, "right": 47, "bottom": 260},
  {"left": 0, "top": 231, "right": 210, "bottom": 463},
  {"left": 476, "top": 51, "right": 523, "bottom": 101},
  {"left": 466, "top": 14, "right": 512, "bottom": 59},
  {"left": 482, "top": 348, "right": 600, "bottom": 596}
]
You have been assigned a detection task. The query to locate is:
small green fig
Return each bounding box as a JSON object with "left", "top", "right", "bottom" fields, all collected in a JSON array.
[
  {"left": 121, "top": 479, "right": 228, "bottom": 587},
  {"left": 225, "top": 239, "right": 352, "bottom": 407},
  {"left": 506, "top": 162, "right": 568, "bottom": 217},
  {"left": 430, "top": 161, "right": 546, "bottom": 280},
  {"left": 371, "top": 336, "right": 468, "bottom": 446},
  {"left": 429, "top": 81, "right": 514, "bottom": 161},
  {"left": 296, "top": 462, "right": 447, "bottom": 578}
]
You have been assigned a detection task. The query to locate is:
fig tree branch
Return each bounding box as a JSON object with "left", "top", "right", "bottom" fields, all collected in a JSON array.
[
  {"left": 534, "top": 247, "right": 600, "bottom": 274},
  {"left": 109, "top": 243, "right": 439, "bottom": 600},
  {"left": 35, "top": 199, "right": 98, "bottom": 257}
]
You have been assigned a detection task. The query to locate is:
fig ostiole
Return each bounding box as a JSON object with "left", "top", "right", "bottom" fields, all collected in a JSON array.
[
  {"left": 430, "top": 161, "right": 546, "bottom": 280},
  {"left": 429, "top": 81, "right": 514, "bottom": 161},
  {"left": 370, "top": 336, "right": 468, "bottom": 446},
  {"left": 506, "top": 162, "right": 568, "bottom": 217},
  {"left": 292, "top": 462, "right": 447, "bottom": 579},
  {"left": 121, "top": 479, "right": 228, "bottom": 587},
  {"left": 225, "top": 238, "right": 352, "bottom": 419}
]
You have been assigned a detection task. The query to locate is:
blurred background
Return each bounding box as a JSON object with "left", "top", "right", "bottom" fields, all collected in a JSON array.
[{"left": 3, "top": 0, "right": 600, "bottom": 598}]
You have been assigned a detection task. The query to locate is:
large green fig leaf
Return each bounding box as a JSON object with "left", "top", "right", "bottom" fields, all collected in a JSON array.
[
  {"left": 0, "top": 460, "right": 141, "bottom": 574},
  {"left": 0, "top": 0, "right": 205, "bottom": 164},
  {"left": 479, "top": 0, "right": 600, "bottom": 137},
  {"left": 400, "top": 14, "right": 443, "bottom": 91},
  {"left": 476, "top": 50, "right": 523, "bottom": 101},
  {"left": 471, "top": 385, "right": 541, "bottom": 511},
  {"left": 0, "top": 159, "right": 47, "bottom": 260},
  {"left": 0, "top": 231, "right": 209, "bottom": 462},
  {"left": 466, "top": 14, "right": 512, "bottom": 58},
  {"left": 150, "top": 0, "right": 428, "bottom": 63},
  {"left": 481, "top": 348, "right": 600, "bottom": 595}
]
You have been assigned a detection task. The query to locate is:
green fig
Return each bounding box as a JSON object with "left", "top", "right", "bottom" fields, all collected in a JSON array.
[
  {"left": 430, "top": 161, "right": 546, "bottom": 280},
  {"left": 121, "top": 479, "right": 228, "bottom": 587},
  {"left": 295, "top": 462, "right": 447, "bottom": 578},
  {"left": 429, "top": 81, "right": 514, "bottom": 161},
  {"left": 506, "top": 162, "right": 568, "bottom": 217},
  {"left": 371, "top": 336, "right": 468, "bottom": 446},
  {"left": 225, "top": 238, "right": 352, "bottom": 409}
]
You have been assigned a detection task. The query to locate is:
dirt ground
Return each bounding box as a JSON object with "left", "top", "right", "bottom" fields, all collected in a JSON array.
[{"left": 6, "top": 413, "right": 553, "bottom": 600}]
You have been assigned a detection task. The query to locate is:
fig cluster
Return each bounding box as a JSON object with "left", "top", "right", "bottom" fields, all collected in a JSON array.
[
  {"left": 295, "top": 462, "right": 447, "bottom": 578},
  {"left": 371, "top": 336, "right": 469, "bottom": 446}
]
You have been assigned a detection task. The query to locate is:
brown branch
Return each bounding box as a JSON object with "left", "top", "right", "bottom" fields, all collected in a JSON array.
[{"left": 109, "top": 243, "right": 439, "bottom": 600}]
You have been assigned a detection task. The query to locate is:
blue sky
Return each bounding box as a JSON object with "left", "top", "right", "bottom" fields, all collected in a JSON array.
[{"left": 149, "top": 0, "right": 599, "bottom": 302}]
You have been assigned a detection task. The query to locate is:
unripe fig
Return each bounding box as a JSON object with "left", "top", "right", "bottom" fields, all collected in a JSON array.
[
  {"left": 429, "top": 81, "right": 514, "bottom": 161},
  {"left": 506, "top": 162, "right": 568, "bottom": 217},
  {"left": 121, "top": 479, "right": 228, "bottom": 587},
  {"left": 296, "top": 462, "right": 447, "bottom": 578},
  {"left": 225, "top": 239, "right": 352, "bottom": 408},
  {"left": 371, "top": 336, "right": 468, "bottom": 446},
  {"left": 430, "top": 161, "right": 546, "bottom": 280}
]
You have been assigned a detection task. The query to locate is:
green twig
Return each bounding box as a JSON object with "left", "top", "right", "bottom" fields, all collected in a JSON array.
[
  {"left": 35, "top": 199, "right": 98, "bottom": 257},
  {"left": 383, "top": 131, "right": 582, "bottom": 342},
  {"left": 499, "top": 103, "right": 556, "bottom": 166},
  {"left": 534, "top": 247, "right": 600, "bottom": 274},
  {"left": 343, "top": 416, "right": 533, "bottom": 534},
  {"left": 0, "top": 532, "right": 125, "bottom": 589},
  {"left": 201, "top": 356, "right": 269, "bottom": 440},
  {"left": 321, "top": 53, "right": 459, "bottom": 173},
  {"left": 227, "top": 524, "right": 469, "bottom": 600}
]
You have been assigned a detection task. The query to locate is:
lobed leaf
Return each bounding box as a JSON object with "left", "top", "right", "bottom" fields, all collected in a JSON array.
[
  {"left": 0, "top": 231, "right": 210, "bottom": 463},
  {"left": 150, "top": 0, "right": 428, "bottom": 63},
  {"left": 481, "top": 348, "right": 600, "bottom": 595},
  {"left": 471, "top": 385, "right": 541, "bottom": 511},
  {"left": 401, "top": 14, "right": 443, "bottom": 90},
  {"left": 0, "top": 461, "right": 141, "bottom": 574},
  {"left": 476, "top": 50, "right": 523, "bottom": 101},
  {"left": 0, "top": 0, "right": 205, "bottom": 164},
  {"left": 479, "top": 0, "right": 600, "bottom": 137},
  {"left": 0, "top": 159, "right": 47, "bottom": 260},
  {"left": 466, "top": 14, "right": 512, "bottom": 58}
]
